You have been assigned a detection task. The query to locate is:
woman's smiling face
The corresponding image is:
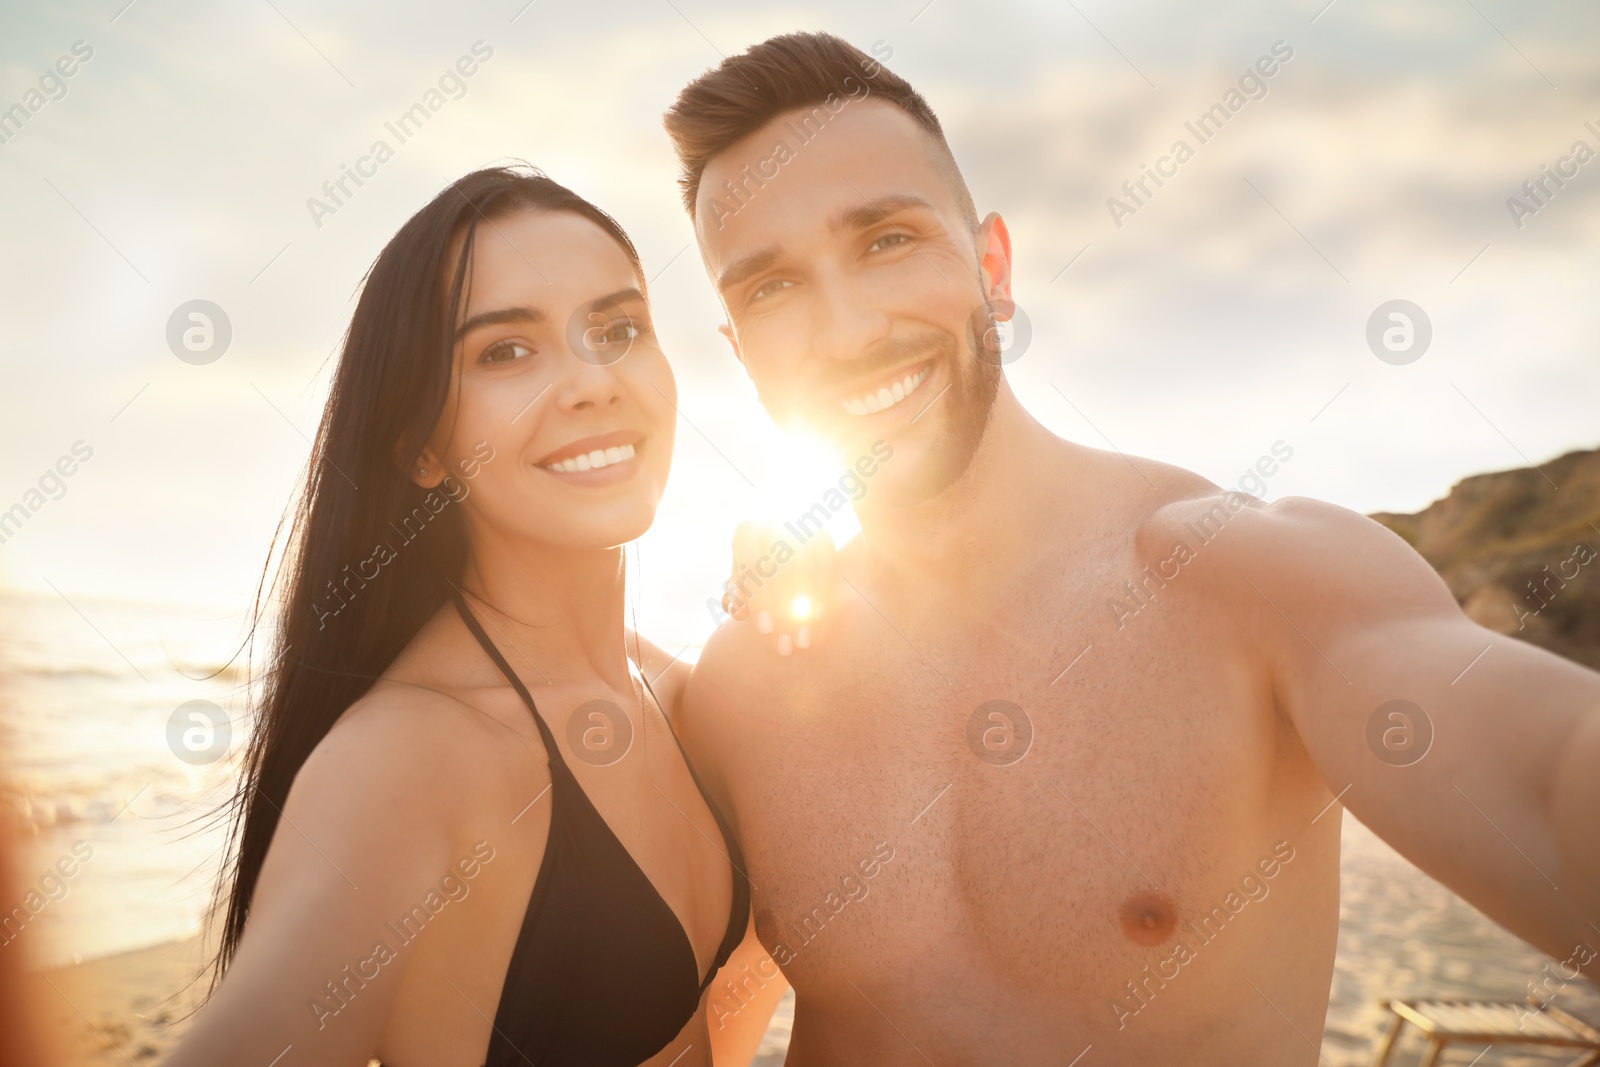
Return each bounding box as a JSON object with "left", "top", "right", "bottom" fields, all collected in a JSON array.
[{"left": 420, "top": 208, "right": 677, "bottom": 553}]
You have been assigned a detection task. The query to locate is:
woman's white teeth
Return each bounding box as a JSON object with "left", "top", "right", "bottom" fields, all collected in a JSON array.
[
  {"left": 546, "top": 441, "right": 635, "bottom": 473},
  {"left": 842, "top": 367, "right": 930, "bottom": 416}
]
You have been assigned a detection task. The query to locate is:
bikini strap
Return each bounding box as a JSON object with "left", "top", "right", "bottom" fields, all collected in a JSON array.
[
  {"left": 637, "top": 656, "right": 752, "bottom": 991},
  {"left": 637, "top": 667, "right": 718, "bottom": 825},
  {"left": 453, "top": 591, "right": 563, "bottom": 766}
]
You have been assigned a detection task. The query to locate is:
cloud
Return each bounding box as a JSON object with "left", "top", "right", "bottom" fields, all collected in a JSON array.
[{"left": 0, "top": 0, "right": 1595, "bottom": 621}]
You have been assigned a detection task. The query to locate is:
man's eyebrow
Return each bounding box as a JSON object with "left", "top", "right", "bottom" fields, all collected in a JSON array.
[
  {"left": 713, "top": 197, "right": 935, "bottom": 294},
  {"left": 831, "top": 194, "right": 937, "bottom": 235},
  {"left": 716, "top": 249, "right": 778, "bottom": 294},
  {"left": 454, "top": 305, "right": 545, "bottom": 340}
]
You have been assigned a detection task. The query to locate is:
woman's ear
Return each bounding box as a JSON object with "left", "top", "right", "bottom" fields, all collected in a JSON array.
[{"left": 394, "top": 438, "right": 446, "bottom": 489}]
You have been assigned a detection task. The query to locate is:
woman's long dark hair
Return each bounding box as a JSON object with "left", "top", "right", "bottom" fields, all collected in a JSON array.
[{"left": 205, "top": 165, "right": 642, "bottom": 990}]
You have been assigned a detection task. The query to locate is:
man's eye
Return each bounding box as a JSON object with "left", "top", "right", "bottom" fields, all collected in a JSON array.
[
  {"left": 869, "top": 232, "right": 910, "bottom": 252},
  {"left": 751, "top": 278, "right": 794, "bottom": 301},
  {"left": 481, "top": 340, "right": 533, "bottom": 364}
]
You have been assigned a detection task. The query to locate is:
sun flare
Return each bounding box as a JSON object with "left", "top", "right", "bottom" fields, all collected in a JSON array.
[{"left": 750, "top": 430, "right": 864, "bottom": 546}]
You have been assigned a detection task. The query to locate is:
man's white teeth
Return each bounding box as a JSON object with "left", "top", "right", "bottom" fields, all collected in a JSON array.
[
  {"left": 842, "top": 367, "right": 931, "bottom": 416},
  {"left": 545, "top": 441, "right": 636, "bottom": 473}
]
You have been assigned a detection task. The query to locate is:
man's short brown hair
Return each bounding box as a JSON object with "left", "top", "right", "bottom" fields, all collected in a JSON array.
[{"left": 663, "top": 31, "right": 978, "bottom": 230}]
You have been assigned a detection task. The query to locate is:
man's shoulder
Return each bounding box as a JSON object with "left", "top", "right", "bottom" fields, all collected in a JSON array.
[
  {"left": 677, "top": 620, "right": 809, "bottom": 823},
  {"left": 1140, "top": 485, "right": 1455, "bottom": 620},
  {"left": 684, "top": 614, "right": 797, "bottom": 726}
]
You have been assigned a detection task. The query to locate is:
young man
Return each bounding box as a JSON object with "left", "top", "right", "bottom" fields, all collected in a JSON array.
[{"left": 668, "top": 33, "right": 1600, "bottom": 1066}]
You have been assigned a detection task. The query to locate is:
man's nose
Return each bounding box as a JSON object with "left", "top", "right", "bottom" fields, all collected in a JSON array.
[{"left": 811, "top": 272, "right": 891, "bottom": 363}]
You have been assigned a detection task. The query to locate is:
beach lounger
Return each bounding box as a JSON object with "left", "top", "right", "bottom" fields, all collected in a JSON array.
[{"left": 1369, "top": 997, "right": 1600, "bottom": 1067}]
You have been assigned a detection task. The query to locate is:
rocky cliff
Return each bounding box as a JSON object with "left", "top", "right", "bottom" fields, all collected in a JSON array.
[{"left": 1369, "top": 445, "right": 1600, "bottom": 670}]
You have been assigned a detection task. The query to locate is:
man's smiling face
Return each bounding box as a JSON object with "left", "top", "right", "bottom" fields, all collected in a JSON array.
[{"left": 695, "top": 97, "right": 1011, "bottom": 504}]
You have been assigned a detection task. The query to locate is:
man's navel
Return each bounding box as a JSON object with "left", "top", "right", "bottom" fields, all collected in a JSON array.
[{"left": 1120, "top": 889, "right": 1178, "bottom": 946}]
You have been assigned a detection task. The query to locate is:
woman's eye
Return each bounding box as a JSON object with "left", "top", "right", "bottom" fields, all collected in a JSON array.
[
  {"left": 869, "top": 232, "right": 910, "bottom": 252},
  {"left": 480, "top": 340, "right": 532, "bottom": 364},
  {"left": 602, "top": 319, "right": 642, "bottom": 345},
  {"left": 751, "top": 278, "right": 794, "bottom": 302}
]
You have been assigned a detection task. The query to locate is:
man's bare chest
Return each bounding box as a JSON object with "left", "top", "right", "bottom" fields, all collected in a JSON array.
[{"left": 733, "top": 577, "right": 1294, "bottom": 996}]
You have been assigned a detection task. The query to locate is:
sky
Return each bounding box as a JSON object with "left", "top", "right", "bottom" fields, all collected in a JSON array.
[{"left": 1, "top": 0, "right": 1597, "bottom": 650}]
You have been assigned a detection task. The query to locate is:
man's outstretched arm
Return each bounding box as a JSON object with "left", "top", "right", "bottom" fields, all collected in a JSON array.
[{"left": 1216, "top": 493, "right": 1600, "bottom": 970}]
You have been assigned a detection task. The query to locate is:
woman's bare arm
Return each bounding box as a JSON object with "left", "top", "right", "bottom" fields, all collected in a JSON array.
[{"left": 163, "top": 689, "right": 494, "bottom": 1067}]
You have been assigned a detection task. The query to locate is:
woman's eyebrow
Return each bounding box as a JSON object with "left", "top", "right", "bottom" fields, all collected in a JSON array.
[
  {"left": 454, "top": 305, "right": 545, "bottom": 340},
  {"left": 454, "top": 288, "right": 643, "bottom": 340},
  {"left": 588, "top": 287, "right": 645, "bottom": 312}
]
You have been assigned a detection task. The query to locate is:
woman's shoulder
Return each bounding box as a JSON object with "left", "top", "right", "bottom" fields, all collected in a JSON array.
[
  {"left": 299, "top": 678, "right": 541, "bottom": 843},
  {"left": 327, "top": 679, "right": 495, "bottom": 762},
  {"left": 349, "top": 599, "right": 549, "bottom": 764}
]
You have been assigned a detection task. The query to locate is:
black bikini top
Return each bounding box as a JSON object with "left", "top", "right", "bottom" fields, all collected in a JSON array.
[{"left": 454, "top": 593, "right": 750, "bottom": 1067}]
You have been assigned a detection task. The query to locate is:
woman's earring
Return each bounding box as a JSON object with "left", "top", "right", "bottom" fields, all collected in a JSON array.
[{"left": 417, "top": 466, "right": 427, "bottom": 477}]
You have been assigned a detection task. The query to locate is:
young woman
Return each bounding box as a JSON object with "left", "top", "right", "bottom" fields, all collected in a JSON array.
[{"left": 164, "top": 167, "right": 783, "bottom": 1067}]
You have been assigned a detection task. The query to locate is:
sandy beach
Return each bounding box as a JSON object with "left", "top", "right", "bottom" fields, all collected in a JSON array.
[
  {"left": 20, "top": 812, "right": 1600, "bottom": 1066},
  {"left": 21, "top": 935, "right": 212, "bottom": 1066},
  {"left": 19, "top": 931, "right": 767, "bottom": 1066}
]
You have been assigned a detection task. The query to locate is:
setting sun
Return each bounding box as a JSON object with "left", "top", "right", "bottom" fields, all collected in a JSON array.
[{"left": 749, "top": 429, "right": 864, "bottom": 546}]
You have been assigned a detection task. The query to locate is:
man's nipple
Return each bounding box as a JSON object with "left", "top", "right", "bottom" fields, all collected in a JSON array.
[{"left": 1120, "top": 889, "right": 1178, "bottom": 946}]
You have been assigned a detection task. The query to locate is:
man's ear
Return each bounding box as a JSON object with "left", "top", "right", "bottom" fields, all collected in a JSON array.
[
  {"left": 977, "top": 212, "right": 1014, "bottom": 319},
  {"left": 718, "top": 322, "right": 746, "bottom": 366}
]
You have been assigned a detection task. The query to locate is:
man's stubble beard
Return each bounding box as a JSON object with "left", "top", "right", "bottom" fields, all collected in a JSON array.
[
  {"left": 876, "top": 304, "right": 1004, "bottom": 507},
  {"left": 751, "top": 300, "right": 1005, "bottom": 506}
]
